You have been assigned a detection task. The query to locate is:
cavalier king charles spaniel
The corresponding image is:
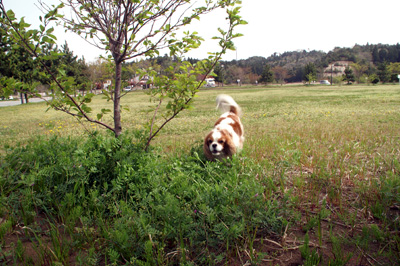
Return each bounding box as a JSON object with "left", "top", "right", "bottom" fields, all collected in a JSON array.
[{"left": 204, "top": 94, "right": 244, "bottom": 161}]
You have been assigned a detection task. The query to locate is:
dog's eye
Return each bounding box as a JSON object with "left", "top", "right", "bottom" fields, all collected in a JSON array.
[
  {"left": 208, "top": 139, "right": 212, "bottom": 144},
  {"left": 218, "top": 140, "right": 224, "bottom": 144}
]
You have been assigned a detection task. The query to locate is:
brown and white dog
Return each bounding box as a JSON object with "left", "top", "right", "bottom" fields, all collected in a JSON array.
[{"left": 203, "top": 94, "right": 244, "bottom": 160}]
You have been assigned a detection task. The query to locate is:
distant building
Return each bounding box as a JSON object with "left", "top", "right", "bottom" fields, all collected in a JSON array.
[
  {"left": 324, "top": 61, "right": 352, "bottom": 78},
  {"left": 104, "top": 80, "right": 112, "bottom": 89},
  {"left": 130, "top": 75, "right": 153, "bottom": 89},
  {"left": 204, "top": 77, "right": 216, "bottom": 87}
]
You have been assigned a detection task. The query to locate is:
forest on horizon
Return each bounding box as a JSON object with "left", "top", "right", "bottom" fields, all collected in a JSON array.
[
  {"left": 204, "top": 43, "right": 400, "bottom": 84},
  {"left": 2, "top": 42, "right": 400, "bottom": 100}
]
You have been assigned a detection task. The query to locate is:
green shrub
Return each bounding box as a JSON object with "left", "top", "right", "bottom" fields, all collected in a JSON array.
[{"left": 0, "top": 132, "right": 285, "bottom": 264}]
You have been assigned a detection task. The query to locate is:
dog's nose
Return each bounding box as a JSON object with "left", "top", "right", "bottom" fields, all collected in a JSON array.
[{"left": 212, "top": 143, "right": 217, "bottom": 148}]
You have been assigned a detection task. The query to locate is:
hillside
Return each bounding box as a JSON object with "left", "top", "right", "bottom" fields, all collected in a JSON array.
[{"left": 219, "top": 43, "right": 400, "bottom": 83}]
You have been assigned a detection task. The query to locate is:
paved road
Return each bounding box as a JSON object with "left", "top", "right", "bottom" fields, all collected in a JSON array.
[{"left": 0, "top": 97, "right": 50, "bottom": 107}]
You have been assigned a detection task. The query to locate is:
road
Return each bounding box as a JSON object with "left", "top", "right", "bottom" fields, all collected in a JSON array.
[{"left": 0, "top": 97, "right": 51, "bottom": 107}]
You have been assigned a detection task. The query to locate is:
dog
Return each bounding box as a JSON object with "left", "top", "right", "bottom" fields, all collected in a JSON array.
[{"left": 203, "top": 94, "right": 244, "bottom": 161}]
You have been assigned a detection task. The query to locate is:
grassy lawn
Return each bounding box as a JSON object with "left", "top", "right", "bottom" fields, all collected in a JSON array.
[{"left": 1, "top": 84, "right": 399, "bottom": 265}]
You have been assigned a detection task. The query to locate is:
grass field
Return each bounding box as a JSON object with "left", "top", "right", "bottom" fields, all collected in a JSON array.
[{"left": 1, "top": 84, "right": 400, "bottom": 265}]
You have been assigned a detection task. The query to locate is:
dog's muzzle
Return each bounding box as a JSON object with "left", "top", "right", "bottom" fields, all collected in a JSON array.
[{"left": 211, "top": 144, "right": 221, "bottom": 155}]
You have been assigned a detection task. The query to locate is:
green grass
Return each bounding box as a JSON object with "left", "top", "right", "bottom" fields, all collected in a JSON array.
[{"left": 1, "top": 84, "right": 400, "bottom": 265}]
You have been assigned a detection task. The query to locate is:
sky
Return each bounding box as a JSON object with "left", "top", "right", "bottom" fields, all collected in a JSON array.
[{"left": 3, "top": 0, "right": 400, "bottom": 63}]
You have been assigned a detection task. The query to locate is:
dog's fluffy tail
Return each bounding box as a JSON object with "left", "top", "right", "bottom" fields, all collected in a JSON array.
[{"left": 216, "top": 94, "right": 242, "bottom": 116}]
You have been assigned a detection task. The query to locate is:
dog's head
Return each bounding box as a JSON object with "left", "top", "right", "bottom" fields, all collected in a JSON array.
[{"left": 203, "top": 129, "right": 236, "bottom": 161}]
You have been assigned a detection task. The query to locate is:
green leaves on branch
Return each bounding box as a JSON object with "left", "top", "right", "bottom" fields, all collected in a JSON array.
[
  {"left": 3, "top": 5, "right": 60, "bottom": 55},
  {"left": 167, "top": 31, "right": 204, "bottom": 57},
  {"left": 97, "top": 108, "right": 111, "bottom": 121},
  {"left": 212, "top": 5, "right": 247, "bottom": 54},
  {"left": 142, "top": 2, "right": 246, "bottom": 150}
]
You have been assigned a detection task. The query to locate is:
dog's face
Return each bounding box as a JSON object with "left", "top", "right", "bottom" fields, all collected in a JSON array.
[{"left": 203, "top": 129, "right": 236, "bottom": 160}]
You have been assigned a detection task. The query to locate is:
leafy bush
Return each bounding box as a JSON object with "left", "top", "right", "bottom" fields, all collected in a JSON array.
[{"left": 0, "top": 132, "right": 285, "bottom": 264}]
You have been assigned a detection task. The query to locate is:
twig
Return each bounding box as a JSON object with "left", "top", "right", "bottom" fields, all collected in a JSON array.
[
  {"left": 282, "top": 223, "right": 289, "bottom": 246},
  {"left": 235, "top": 243, "right": 244, "bottom": 265},
  {"left": 356, "top": 244, "right": 382, "bottom": 266},
  {"left": 261, "top": 238, "right": 282, "bottom": 248},
  {"left": 255, "top": 237, "right": 326, "bottom": 250},
  {"left": 145, "top": 98, "right": 163, "bottom": 150}
]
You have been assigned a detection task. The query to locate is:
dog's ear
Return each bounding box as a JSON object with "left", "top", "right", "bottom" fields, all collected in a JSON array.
[
  {"left": 223, "top": 140, "right": 236, "bottom": 158},
  {"left": 203, "top": 135, "right": 214, "bottom": 161},
  {"left": 222, "top": 130, "right": 236, "bottom": 158}
]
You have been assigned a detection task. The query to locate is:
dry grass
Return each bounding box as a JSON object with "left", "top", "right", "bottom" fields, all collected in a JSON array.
[
  {"left": 2, "top": 84, "right": 400, "bottom": 157},
  {"left": 3, "top": 84, "right": 399, "bottom": 194}
]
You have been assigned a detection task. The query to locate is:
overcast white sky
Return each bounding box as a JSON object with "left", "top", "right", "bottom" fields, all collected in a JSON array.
[{"left": 3, "top": 0, "right": 400, "bottom": 62}]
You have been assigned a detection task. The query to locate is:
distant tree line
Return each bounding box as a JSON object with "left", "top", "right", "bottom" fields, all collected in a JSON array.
[
  {"left": 198, "top": 43, "right": 400, "bottom": 85},
  {"left": 2, "top": 42, "right": 400, "bottom": 102}
]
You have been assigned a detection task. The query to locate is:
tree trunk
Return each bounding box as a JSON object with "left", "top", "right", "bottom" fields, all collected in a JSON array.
[{"left": 113, "top": 62, "right": 122, "bottom": 137}]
